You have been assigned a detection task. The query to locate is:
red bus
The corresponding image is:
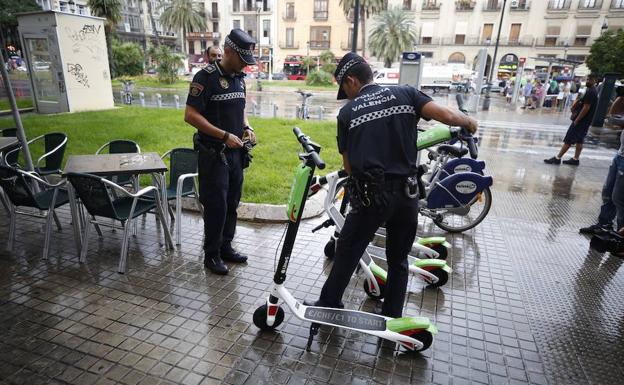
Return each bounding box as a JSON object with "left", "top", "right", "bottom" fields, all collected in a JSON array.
[{"left": 283, "top": 55, "right": 308, "bottom": 80}]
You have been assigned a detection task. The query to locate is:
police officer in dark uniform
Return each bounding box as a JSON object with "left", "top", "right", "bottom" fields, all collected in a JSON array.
[
  {"left": 309, "top": 53, "right": 478, "bottom": 318},
  {"left": 184, "top": 29, "right": 257, "bottom": 275}
]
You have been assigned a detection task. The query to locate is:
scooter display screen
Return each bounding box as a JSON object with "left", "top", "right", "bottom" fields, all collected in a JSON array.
[{"left": 305, "top": 307, "right": 386, "bottom": 331}]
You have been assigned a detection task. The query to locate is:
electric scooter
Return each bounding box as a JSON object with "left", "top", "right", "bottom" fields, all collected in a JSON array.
[
  {"left": 310, "top": 169, "right": 451, "bottom": 299},
  {"left": 253, "top": 127, "right": 437, "bottom": 352}
]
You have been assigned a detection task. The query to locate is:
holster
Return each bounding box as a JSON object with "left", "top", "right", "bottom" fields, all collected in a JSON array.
[
  {"left": 193, "top": 133, "right": 226, "bottom": 165},
  {"left": 241, "top": 140, "right": 254, "bottom": 169},
  {"left": 348, "top": 168, "right": 391, "bottom": 210}
]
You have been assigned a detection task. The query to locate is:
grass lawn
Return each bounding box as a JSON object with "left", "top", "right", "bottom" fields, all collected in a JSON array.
[
  {"left": 0, "top": 106, "right": 341, "bottom": 204},
  {"left": 0, "top": 97, "right": 34, "bottom": 111}
]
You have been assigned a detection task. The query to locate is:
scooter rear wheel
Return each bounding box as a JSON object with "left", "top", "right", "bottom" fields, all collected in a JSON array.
[
  {"left": 253, "top": 304, "right": 285, "bottom": 330},
  {"left": 363, "top": 279, "right": 385, "bottom": 300},
  {"left": 426, "top": 268, "right": 449, "bottom": 288},
  {"left": 422, "top": 243, "right": 448, "bottom": 260},
  {"left": 408, "top": 330, "right": 434, "bottom": 352}
]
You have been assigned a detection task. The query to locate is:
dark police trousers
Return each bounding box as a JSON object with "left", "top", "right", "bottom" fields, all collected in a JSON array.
[
  {"left": 196, "top": 142, "right": 243, "bottom": 256},
  {"left": 319, "top": 190, "right": 418, "bottom": 318}
]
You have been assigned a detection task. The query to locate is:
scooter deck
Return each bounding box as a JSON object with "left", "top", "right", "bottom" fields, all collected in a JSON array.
[{"left": 304, "top": 307, "right": 386, "bottom": 331}]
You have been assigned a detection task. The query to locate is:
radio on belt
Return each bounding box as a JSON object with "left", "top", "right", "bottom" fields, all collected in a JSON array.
[{"left": 398, "top": 52, "right": 424, "bottom": 90}]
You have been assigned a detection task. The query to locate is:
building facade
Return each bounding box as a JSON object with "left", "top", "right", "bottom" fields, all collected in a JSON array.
[
  {"left": 272, "top": 0, "right": 362, "bottom": 78},
  {"left": 378, "top": 0, "right": 623, "bottom": 75},
  {"left": 35, "top": 0, "right": 90, "bottom": 15}
]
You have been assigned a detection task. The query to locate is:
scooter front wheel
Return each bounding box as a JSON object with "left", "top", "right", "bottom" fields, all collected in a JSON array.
[
  {"left": 253, "top": 304, "right": 285, "bottom": 330},
  {"left": 426, "top": 268, "right": 449, "bottom": 288}
]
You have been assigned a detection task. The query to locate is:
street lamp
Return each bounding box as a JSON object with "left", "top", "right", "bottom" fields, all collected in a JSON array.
[
  {"left": 256, "top": 0, "right": 262, "bottom": 76},
  {"left": 601, "top": 19, "right": 609, "bottom": 34},
  {"left": 482, "top": 0, "right": 507, "bottom": 110}
]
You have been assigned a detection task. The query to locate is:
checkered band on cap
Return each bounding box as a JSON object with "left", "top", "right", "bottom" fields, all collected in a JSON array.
[
  {"left": 225, "top": 36, "right": 254, "bottom": 57},
  {"left": 336, "top": 58, "right": 360, "bottom": 84}
]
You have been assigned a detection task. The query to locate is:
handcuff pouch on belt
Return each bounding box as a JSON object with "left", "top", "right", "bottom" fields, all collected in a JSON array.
[
  {"left": 348, "top": 168, "right": 389, "bottom": 210},
  {"left": 241, "top": 140, "right": 254, "bottom": 169},
  {"left": 193, "top": 132, "right": 228, "bottom": 166}
]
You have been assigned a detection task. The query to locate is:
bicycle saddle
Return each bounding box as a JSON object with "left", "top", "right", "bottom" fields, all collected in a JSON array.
[{"left": 437, "top": 144, "right": 468, "bottom": 158}]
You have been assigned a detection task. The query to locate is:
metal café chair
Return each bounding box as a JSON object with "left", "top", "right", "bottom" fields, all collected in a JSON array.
[
  {"left": 0, "top": 165, "right": 69, "bottom": 259},
  {"left": 4, "top": 132, "right": 67, "bottom": 176},
  {"left": 67, "top": 172, "right": 173, "bottom": 274},
  {"left": 146, "top": 148, "right": 202, "bottom": 245},
  {"left": 96, "top": 139, "right": 141, "bottom": 189}
]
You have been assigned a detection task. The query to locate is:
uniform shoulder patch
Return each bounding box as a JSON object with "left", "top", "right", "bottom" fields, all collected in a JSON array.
[
  {"left": 189, "top": 82, "right": 204, "bottom": 97},
  {"left": 203, "top": 64, "right": 216, "bottom": 74}
]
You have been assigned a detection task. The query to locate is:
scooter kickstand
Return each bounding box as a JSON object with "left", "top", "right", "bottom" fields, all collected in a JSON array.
[{"left": 306, "top": 323, "right": 320, "bottom": 351}]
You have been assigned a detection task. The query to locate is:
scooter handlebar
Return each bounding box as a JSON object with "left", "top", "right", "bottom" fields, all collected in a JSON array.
[{"left": 293, "top": 127, "right": 326, "bottom": 169}]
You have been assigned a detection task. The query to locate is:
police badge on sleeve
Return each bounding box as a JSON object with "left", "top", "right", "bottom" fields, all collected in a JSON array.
[
  {"left": 219, "top": 77, "right": 229, "bottom": 89},
  {"left": 189, "top": 82, "right": 204, "bottom": 97}
]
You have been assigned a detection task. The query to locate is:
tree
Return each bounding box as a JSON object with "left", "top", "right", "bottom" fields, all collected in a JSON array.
[
  {"left": 112, "top": 40, "right": 144, "bottom": 76},
  {"left": 319, "top": 50, "right": 336, "bottom": 75},
  {"left": 87, "top": 0, "right": 122, "bottom": 77},
  {"left": 339, "top": 0, "right": 386, "bottom": 57},
  {"left": 0, "top": 0, "right": 41, "bottom": 60},
  {"left": 586, "top": 31, "right": 624, "bottom": 78},
  {"left": 369, "top": 6, "right": 417, "bottom": 68},
  {"left": 159, "top": 0, "right": 206, "bottom": 57},
  {"left": 149, "top": 45, "right": 183, "bottom": 84},
  {"left": 144, "top": 0, "right": 160, "bottom": 48}
]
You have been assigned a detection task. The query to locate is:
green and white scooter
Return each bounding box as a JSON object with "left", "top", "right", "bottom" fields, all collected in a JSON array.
[{"left": 253, "top": 127, "right": 437, "bottom": 352}]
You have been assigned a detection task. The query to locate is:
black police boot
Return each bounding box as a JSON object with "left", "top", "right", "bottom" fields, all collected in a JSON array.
[
  {"left": 204, "top": 255, "right": 229, "bottom": 275},
  {"left": 221, "top": 245, "right": 248, "bottom": 263}
]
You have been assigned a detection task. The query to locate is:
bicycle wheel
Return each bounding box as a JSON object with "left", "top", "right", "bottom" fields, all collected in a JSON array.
[{"left": 432, "top": 186, "right": 492, "bottom": 233}]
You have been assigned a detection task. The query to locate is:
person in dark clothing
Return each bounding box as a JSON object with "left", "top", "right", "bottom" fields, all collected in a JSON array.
[
  {"left": 184, "top": 29, "right": 257, "bottom": 275},
  {"left": 544, "top": 75, "right": 600, "bottom": 166},
  {"left": 306, "top": 53, "right": 478, "bottom": 318},
  {"left": 205, "top": 46, "right": 223, "bottom": 64}
]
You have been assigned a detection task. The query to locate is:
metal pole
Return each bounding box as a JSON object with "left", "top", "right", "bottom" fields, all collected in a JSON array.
[
  {"left": 0, "top": 54, "right": 33, "bottom": 170},
  {"left": 351, "top": 0, "right": 360, "bottom": 53},
  {"left": 483, "top": 0, "right": 507, "bottom": 111}
]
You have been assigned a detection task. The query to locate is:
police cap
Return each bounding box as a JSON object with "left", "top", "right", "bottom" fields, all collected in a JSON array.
[
  {"left": 334, "top": 52, "right": 367, "bottom": 100},
  {"left": 225, "top": 28, "right": 257, "bottom": 65}
]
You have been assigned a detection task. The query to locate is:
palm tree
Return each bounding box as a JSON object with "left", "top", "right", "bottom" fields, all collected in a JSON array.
[
  {"left": 87, "top": 0, "right": 122, "bottom": 76},
  {"left": 369, "top": 6, "right": 417, "bottom": 68},
  {"left": 159, "top": 0, "right": 206, "bottom": 57},
  {"left": 339, "top": 0, "right": 386, "bottom": 57}
]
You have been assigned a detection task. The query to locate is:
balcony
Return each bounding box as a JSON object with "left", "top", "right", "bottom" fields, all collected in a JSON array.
[
  {"left": 230, "top": 5, "right": 271, "bottom": 14},
  {"left": 577, "top": 0, "right": 602, "bottom": 10},
  {"left": 279, "top": 41, "right": 299, "bottom": 49},
  {"left": 282, "top": 11, "right": 296, "bottom": 21},
  {"left": 510, "top": 0, "right": 531, "bottom": 10},
  {"left": 313, "top": 11, "right": 328, "bottom": 21},
  {"left": 419, "top": 37, "right": 440, "bottom": 45},
  {"left": 483, "top": 1, "right": 501, "bottom": 11},
  {"left": 502, "top": 36, "right": 535, "bottom": 46},
  {"left": 611, "top": 0, "right": 624, "bottom": 9},
  {"left": 309, "top": 40, "right": 330, "bottom": 49},
  {"left": 456, "top": 0, "right": 476, "bottom": 10},
  {"left": 209, "top": 11, "right": 219, "bottom": 20},
  {"left": 422, "top": 1, "right": 441, "bottom": 11},
  {"left": 547, "top": 0, "right": 571, "bottom": 11}
]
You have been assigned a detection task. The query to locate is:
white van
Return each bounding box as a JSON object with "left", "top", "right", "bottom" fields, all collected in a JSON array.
[{"left": 374, "top": 68, "right": 400, "bottom": 86}]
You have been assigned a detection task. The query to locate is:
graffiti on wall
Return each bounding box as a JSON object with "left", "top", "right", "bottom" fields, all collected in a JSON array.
[{"left": 67, "top": 63, "right": 89, "bottom": 88}]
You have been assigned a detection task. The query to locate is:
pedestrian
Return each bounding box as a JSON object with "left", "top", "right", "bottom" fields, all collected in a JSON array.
[
  {"left": 579, "top": 128, "right": 624, "bottom": 236},
  {"left": 544, "top": 75, "right": 600, "bottom": 166},
  {"left": 521, "top": 80, "right": 533, "bottom": 108},
  {"left": 205, "top": 46, "right": 223, "bottom": 64},
  {"left": 506, "top": 80, "right": 514, "bottom": 104},
  {"left": 305, "top": 53, "right": 478, "bottom": 318},
  {"left": 184, "top": 29, "right": 257, "bottom": 275},
  {"left": 533, "top": 81, "right": 545, "bottom": 109}
]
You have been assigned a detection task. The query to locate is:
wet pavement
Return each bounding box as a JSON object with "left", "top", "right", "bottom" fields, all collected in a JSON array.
[{"left": 1, "top": 109, "right": 623, "bottom": 385}]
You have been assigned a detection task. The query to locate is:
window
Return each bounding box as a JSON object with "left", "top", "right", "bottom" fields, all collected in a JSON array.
[
  {"left": 36, "top": 0, "right": 51, "bottom": 10},
  {"left": 509, "top": 23, "right": 521, "bottom": 44},
  {"left": 403, "top": 0, "right": 412, "bottom": 10},
  {"left": 455, "top": 22, "right": 467, "bottom": 45},
  {"left": 189, "top": 42, "right": 195, "bottom": 55},
  {"left": 285, "top": 2, "right": 295, "bottom": 19},
  {"left": 310, "top": 26, "right": 331, "bottom": 49},
  {"left": 449, "top": 52, "right": 466, "bottom": 63},
  {"left": 581, "top": 0, "right": 596, "bottom": 7},
  {"left": 548, "top": 0, "right": 567, "bottom": 9},
  {"left": 574, "top": 37, "right": 588, "bottom": 46},
  {"left": 422, "top": 37, "right": 432, "bottom": 44},
  {"left": 545, "top": 25, "right": 560, "bottom": 46},
  {"left": 263, "top": 20, "right": 270, "bottom": 38},
  {"left": 421, "top": 22, "right": 434, "bottom": 44},
  {"left": 213, "top": 22, "right": 219, "bottom": 32},
  {"left": 286, "top": 28, "right": 294, "bottom": 47},
  {"left": 614, "top": 0, "right": 624, "bottom": 8},
  {"left": 421, "top": 52, "right": 434, "bottom": 58},
  {"left": 314, "top": 0, "right": 328, "bottom": 20},
  {"left": 455, "top": 35, "right": 465, "bottom": 44},
  {"left": 575, "top": 25, "right": 591, "bottom": 46},
  {"left": 232, "top": 0, "right": 240, "bottom": 12},
  {"left": 233, "top": 20, "right": 241, "bottom": 29},
  {"left": 544, "top": 37, "right": 558, "bottom": 46},
  {"left": 212, "top": 2, "right": 219, "bottom": 17},
  {"left": 482, "top": 24, "right": 493, "bottom": 43}
]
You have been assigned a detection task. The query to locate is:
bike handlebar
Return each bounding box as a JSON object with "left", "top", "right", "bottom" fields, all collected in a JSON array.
[{"left": 293, "top": 127, "right": 325, "bottom": 169}]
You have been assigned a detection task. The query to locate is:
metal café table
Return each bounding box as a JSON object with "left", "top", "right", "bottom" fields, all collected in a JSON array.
[
  {"left": 63, "top": 152, "right": 172, "bottom": 254},
  {"left": 0, "top": 137, "right": 18, "bottom": 153}
]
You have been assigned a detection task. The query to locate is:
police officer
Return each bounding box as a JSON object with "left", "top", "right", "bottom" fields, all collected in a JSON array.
[
  {"left": 205, "top": 46, "right": 222, "bottom": 64},
  {"left": 308, "top": 53, "right": 478, "bottom": 318},
  {"left": 184, "top": 29, "right": 257, "bottom": 275}
]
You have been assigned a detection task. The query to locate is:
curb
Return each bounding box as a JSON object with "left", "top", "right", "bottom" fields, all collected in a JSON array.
[{"left": 178, "top": 188, "right": 327, "bottom": 223}]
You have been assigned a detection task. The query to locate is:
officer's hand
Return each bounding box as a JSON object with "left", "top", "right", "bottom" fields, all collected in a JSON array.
[
  {"left": 225, "top": 134, "right": 243, "bottom": 149},
  {"left": 244, "top": 129, "right": 257, "bottom": 144},
  {"left": 464, "top": 117, "right": 478, "bottom": 134}
]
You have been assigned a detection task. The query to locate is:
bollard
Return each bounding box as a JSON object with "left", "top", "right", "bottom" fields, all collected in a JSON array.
[
  {"left": 174, "top": 95, "right": 180, "bottom": 109},
  {"left": 119, "top": 90, "right": 124, "bottom": 103},
  {"left": 139, "top": 92, "right": 145, "bottom": 107},
  {"left": 272, "top": 103, "right": 278, "bottom": 118},
  {"left": 252, "top": 101, "right": 258, "bottom": 116},
  {"left": 318, "top": 106, "right": 325, "bottom": 120},
  {"left": 295, "top": 106, "right": 301, "bottom": 119},
  {"left": 156, "top": 93, "right": 162, "bottom": 108}
]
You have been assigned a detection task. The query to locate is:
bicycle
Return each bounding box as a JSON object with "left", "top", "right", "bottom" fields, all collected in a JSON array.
[
  {"left": 295, "top": 90, "right": 313, "bottom": 120},
  {"left": 121, "top": 80, "right": 134, "bottom": 105}
]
